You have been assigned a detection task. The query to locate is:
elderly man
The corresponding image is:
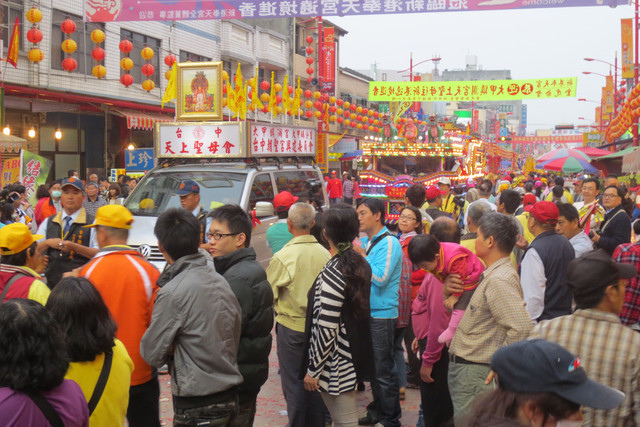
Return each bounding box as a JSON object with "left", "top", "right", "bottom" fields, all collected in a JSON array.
[
  {"left": 355, "top": 198, "right": 403, "bottom": 427},
  {"left": 592, "top": 186, "right": 631, "bottom": 256},
  {"left": 267, "top": 202, "right": 330, "bottom": 427},
  {"left": 82, "top": 181, "right": 107, "bottom": 218},
  {"left": 460, "top": 201, "right": 493, "bottom": 254},
  {"left": 556, "top": 203, "right": 593, "bottom": 258},
  {"left": 79, "top": 205, "right": 161, "bottom": 426},
  {"left": 423, "top": 186, "right": 451, "bottom": 221},
  {"left": 37, "top": 177, "right": 99, "bottom": 287},
  {"left": 445, "top": 213, "right": 532, "bottom": 421},
  {"left": 175, "top": 180, "right": 209, "bottom": 248},
  {"left": 530, "top": 250, "right": 640, "bottom": 426},
  {"left": 520, "top": 202, "right": 575, "bottom": 322}
]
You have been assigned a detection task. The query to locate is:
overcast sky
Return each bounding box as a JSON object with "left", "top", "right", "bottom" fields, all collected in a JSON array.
[{"left": 330, "top": 5, "right": 633, "bottom": 132}]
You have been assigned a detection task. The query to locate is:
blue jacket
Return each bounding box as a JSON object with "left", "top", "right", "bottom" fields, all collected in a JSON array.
[{"left": 361, "top": 227, "right": 402, "bottom": 319}]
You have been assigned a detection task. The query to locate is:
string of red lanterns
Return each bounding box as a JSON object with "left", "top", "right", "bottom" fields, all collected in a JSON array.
[
  {"left": 141, "top": 46, "right": 155, "bottom": 92},
  {"left": 26, "top": 7, "right": 44, "bottom": 63},
  {"left": 60, "top": 17, "right": 77, "bottom": 72},
  {"left": 119, "top": 39, "right": 134, "bottom": 87},
  {"left": 91, "top": 29, "right": 106, "bottom": 79}
]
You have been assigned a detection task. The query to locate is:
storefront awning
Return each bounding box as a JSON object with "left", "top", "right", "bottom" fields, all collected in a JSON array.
[
  {"left": 112, "top": 108, "right": 174, "bottom": 131},
  {"left": 0, "top": 134, "right": 27, "bottom": 153},
  {"left": 339, "top": 150, "right": 363, "bottom": 161}
]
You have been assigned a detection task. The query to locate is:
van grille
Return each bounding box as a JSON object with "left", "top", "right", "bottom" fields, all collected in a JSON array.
[{"left": 130, "top": 244, "right": 165, "bottom": 262}]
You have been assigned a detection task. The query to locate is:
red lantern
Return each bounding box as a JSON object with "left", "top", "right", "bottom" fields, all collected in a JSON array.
[
  {"left": 305, "top": 36, "right": 314, "bottom": 44},
  {"left": 313, "top": 101, "right": 322, "bottom": 110},
  {"left": 223, "top": 85, "right": 227, "bottom": 94},
  {"left": 350, "top": 104, "right": 357, "bottom": 111},
  {"left": 164, "top": 54, "right": 176, "bottom": 67},
  {"left": 91, "top": 47, "right": 106, "bottom": 61},
  {"left": 306, "top": 57, "right": 314, "bottom": 65},
  {"left": 357, "top": 115, "right": 363, "bottom": 122},
  {"left": 119, "top": 40, "right": 133, "bottom": 53},
  {"left": 62, "top": 57, "right": 77, "bottom": 72},
  {"left": 363, "top": 124, "right": 369, "bottom": 130},
  {"left": 337, "top": 116, "right": 344, "bottom": 124},
  {"left": 61, "top": 18, "right": 76, "bottom": 34},
  {"left": 288, "top": 85, "right": 294, "bottom": 94},
  {"left": 306, "top": 67, "right": 314, "bottom": 75},
  {"left": 336, "top": 98, "right": 344, "bottom": 106},
  {"left": 362, "top": 108, "right": 368, "bottom": 115},
  {"left": 120, "top": 73, "right": 134, "bottom": 87},
  {"left": 322, "top": 94, "right": 329, "bottom": 101},
  {"left": 276, "top": 95, "right": 282, "bottom": 104},
  {"left": 369, "top": 117, "right": 374, "bottom": 124},
  {"left": 27, "top": 28, "right": 43, "bottom": 44},
  {"left": 304, "top": 110, "right": 313, "bottom": 118},
  {"left": 141, "top": 63, "right": 155, "bottom": 76},
  {"left": 329, "top": 106, "right": 337, "bottom": 113},
  {"left": 262, "top": 106, "right": 269, "bottom": 113},
  {"left": 305, "top": 46, "right": 314, "bottom": 55},
  {"left": 304, "top": 90, "right": 312, "bottom": 98},
  {"left": 350, "top": 121, "right": 357, "bottom": 128}
]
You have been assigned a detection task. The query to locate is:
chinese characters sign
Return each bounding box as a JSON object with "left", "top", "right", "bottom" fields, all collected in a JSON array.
[
  {"left": 1, "top": 158, "right": 18, "bottom": 188},
  {"left": 510, "top": 135, "right": 584, "bottom": 145},
  {"left": 621, "top": 19, "right": 634, "bottom": 79},
  {"left": 369, "top": 78, "right": 578, "bottom": 102},
  {"left": 156, "top": 122, "right": 244, "bottom": 158},
  {"left": 19, "top": 150, "right": 52, "bottom": 206},
  {"left": 322, "top": 28, "right": 336, "bottom": 95},
  {"left": 249, "top": 124, "right": 316, "bottom": 156},
  {"left": 84, "top": 0, "right": 627, "bottom": 22},
  {"left": 316, "top": 134, "right": 328, "bottom": 173},
  {"left": 126, "top": 148, "right": 155, "bottom": 171}
]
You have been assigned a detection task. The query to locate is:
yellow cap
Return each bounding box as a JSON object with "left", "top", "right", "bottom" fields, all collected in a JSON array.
[
  {"left": 0, "top": 223, "right": 43, "bottom": 255},
  {"left": 84, "top": 205, "right": 134, "bottom": 229},
  {"left": 139, "top": 198, "right": 156, "bottom": 209}
]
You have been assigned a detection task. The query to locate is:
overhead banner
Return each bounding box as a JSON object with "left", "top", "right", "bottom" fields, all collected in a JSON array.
[
  {"left": 84, "top": 0, "right": 627, "bottom": 22},
  {"left": 510, "top": 135, "right": 584, "bottom": 145},
  {"left": 322, "top": 28, "right": 336, "bottom": 95},
  {"left": 369, "top": 78, "right": 577, "bottom": 102},
  {"left": 622, "top": 19, "right": 634, "bottom": 79}
]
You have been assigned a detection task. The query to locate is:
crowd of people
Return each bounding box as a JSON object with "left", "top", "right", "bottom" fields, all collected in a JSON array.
[{"left": 0, "top": 167, "right": 638, "bottom": 427}]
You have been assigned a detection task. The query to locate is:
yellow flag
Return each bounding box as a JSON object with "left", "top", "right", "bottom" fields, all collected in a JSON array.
[
  {"left": 7, "top": 17, "right": 19, "bottom": 68},
  {"left": 161, "top": 62, "right": 177, "bottom": 109},
  {"left": 269, "top": 72, "right": 277, "bottom": 118},
  {"left": 250, "top": 67, "right": 264, "bottom": 111},
  {"left": 291, "top": 77, "right": 301, "bottom": 113},
  {"left": 282, "top": 74, "right": 291, "bottom": 113},
  {"left": 226, "top": 78, "right": 236, "bottom": 114},
  {"left": 234, "top": 63, "right": 246, "bottom": 119}
]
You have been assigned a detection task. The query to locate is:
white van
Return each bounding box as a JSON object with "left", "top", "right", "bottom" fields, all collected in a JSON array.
[{"left": 124, "top": 121, "right": 327, "bottom": 270}]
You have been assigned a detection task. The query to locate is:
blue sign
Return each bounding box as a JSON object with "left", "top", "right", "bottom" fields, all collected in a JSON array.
[{"left": 125, "top": 148, "right": 155, "bottom": 171}]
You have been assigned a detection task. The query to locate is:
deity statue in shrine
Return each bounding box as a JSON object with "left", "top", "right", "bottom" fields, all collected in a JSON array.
[
  {"left": 381, "top": 114, "right": 398, "bottom": 143},
  {"left": 426, "top": 115, "right": 443, "bottom": 145}
]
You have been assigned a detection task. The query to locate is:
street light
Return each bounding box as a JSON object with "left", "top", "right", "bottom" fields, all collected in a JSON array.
[
  {"left": 582, "top": 71, "right": 610, "bottom": 78},
  {"left": 578, "top": 99, "right": 605, "bottom": 134},
  {"left": 398, "top": 55, "right": 442, "bottom": 81},
  {"left": 584, "top": 58, "right": 622, "bottom": 69}
]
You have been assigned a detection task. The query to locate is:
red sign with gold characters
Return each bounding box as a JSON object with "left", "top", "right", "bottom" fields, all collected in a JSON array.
[
  {"left": 249, "top": 123, "right": 315, "bottom": 156},
  {"left": 322, "top": 28, "right": 336, "bottom": 95},
  {"left": 369, "top": 78, "right": 577, "bottom": 102}
]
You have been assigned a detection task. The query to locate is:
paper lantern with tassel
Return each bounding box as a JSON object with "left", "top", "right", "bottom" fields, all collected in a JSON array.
[
  {"left": 27, "top": 48, "right": 44, "bottom": 62},
  {"left": 92, "top": 65, "right": 106, "bottom": 79}
]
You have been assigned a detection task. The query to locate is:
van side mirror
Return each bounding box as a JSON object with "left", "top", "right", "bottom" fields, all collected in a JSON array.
[{"left": 255, "top": 201, "right": 275, "bottom": 218}]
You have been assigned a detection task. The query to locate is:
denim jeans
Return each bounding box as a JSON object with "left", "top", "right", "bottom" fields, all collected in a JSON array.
[
  {"left": 392, "top": 327, "right": 407, "bottom": 388},
  {"left": 366, "top": 317, "right": 401, "bottom": 427}
]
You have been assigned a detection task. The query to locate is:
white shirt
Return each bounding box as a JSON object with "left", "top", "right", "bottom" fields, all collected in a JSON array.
[
  {"left": 569, "top": 231, "right": 594, "bottom": 258},
  {"left": 37, "top": 209, "right": 98, "bottom": 249},
  {"left": 463, "top": 198, "right": 497, "bottom": 227},
  {"left": 520, "top": 247, "right": 546, "bottom": 322}
]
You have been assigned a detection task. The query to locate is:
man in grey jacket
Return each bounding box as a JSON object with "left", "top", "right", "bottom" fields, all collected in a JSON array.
[{"left": 141, "top": 208, "right": 243, "bottom": 426}]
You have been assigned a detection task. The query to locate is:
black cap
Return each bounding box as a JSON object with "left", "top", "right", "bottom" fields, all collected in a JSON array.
[
  {"left": 566, "top": 249, "right": 637, "bottom": 298},
  {"left": 491, "top": 339, "right": 624, "bottom": 410}
]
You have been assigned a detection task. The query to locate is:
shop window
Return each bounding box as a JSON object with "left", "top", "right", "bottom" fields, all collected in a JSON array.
[
  {"left": 51, "top": 10, "right": 104, "bottom": 75},
  {"left": 179, "top": 50, "right": 211, "bottom": 63},
  {"left": 1, "top": 0, "right": 23, "bottom": 55},
  {"left": 120, "top": 29, "right": 161, "bottom": 85}
]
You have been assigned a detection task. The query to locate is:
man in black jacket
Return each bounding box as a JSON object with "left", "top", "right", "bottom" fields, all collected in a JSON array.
[
  {"left": 208, "top": 204, "right": 274, "bottom": 426},
  {"left": 592, "top": 185, "right": 631, "bottom": 255}
]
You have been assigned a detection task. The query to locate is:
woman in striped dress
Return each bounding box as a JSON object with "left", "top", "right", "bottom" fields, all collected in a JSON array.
[{"left": 301, "top": 205, "right": 374, "bottom": 427}]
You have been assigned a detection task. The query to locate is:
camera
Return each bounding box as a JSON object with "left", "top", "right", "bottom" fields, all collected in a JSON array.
[
  {"left": 588, "top": 230, "right": 601, "bottom": 239},
  {"left": 452, "top": 195, "right": 466, "bottom": 209}
]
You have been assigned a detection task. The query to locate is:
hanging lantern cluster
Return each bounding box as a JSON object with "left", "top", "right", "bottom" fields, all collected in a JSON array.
[
  {"left": 119, "top": 39, "right": 134, "bottom": 87},
  {"left": 606, "top": 85, "right": 638, "bottom": 142},
  {"left": 26, "top": 7, "right": 44, "bottom": 63},
  {"left": 164, "top": 53, "right": 176, "bottom": 80},
  {"left": 141, "top": 46, "right": 155, "bottom": 92},
  {"left": 60, "top": 17, "right": 77, "bottom": 72},
  {"left": 305, "top": 35, "right": 314, "bottom": 83},
  {"left": 90, "top": 29, "right": 106, "bottom": 79}
]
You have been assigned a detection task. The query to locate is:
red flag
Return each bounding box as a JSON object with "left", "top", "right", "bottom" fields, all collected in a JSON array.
[{"left": 7, "top": 17, "right": 19, "bottom": 68}]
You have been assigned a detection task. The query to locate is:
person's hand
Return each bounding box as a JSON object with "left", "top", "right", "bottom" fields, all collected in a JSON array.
[
  {"left": 485, "top": 370, "right": 497, "bottom": 385},
  {"left": 420, "top": 365, "right": 434, "bottom": 383},
  {"left": 515, "top": 235, "right": 528, "bottom": 250},
  {"left": 353, "top": 243, "right": 366, "bottom": 256},
  {"left": 411, "top": 338, "right": 420, "bottom": 354},
  {"left": 303, "top": 373, "right": 320, "bottom": 391},
  {"left": 200, "top": 242, "right": 213, "bottom": 252},
  {"left": 591, "top": 233, "right": 600, "bottom": 243},
  {"left": 443, "top": 274, "right": 464, "bottom": 298},
  {"left": 46, "top": 238, "right": 62, "bottom": 249},
  {"left": 58, "top": 240, "right": 72, "bottom": 253},
  {"left": 444, "top": 295, "right": 458, "bottom": 311},
  {"left": 62, "top": 266, "right": 83, "bottom": 279}
]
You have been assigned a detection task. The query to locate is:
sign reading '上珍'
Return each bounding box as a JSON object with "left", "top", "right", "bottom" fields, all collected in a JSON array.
[
  {"left": 84, "top": 0, "right": 626, "bottom": 22},
  {"left": 368, "top": 78, "right": 578, "bottom": 102}
]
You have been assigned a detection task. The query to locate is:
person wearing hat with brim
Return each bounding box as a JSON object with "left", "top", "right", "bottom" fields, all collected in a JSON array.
[
  {"left": 461, "top": 338, "right": 625, "bottom": 426},
  {"left": 423, "top": 185, "right": 451, "bottom": 221},
  {"left": 520, "top": 201, "right": 575, "bottom": 323},
  {"left": 174, "top": 180, "right": 210, "bottom": 249},
  {"left": 529, "top": 249, "right": 640, "bottom": 426},
  {"left": 36, "top": 177, "right": 99, "bottom": 288},
  {"left": 0, "top": 223, "right": 50, "bottom": 304},
  {"left": 438, "top": 178, "right": 459, "bottom": 219},
  {"left": 75, "top": 204, "right": 162, "bottom": 427},
  {"left": 266, "top": 191, "right": 298, "bottom": 255}
]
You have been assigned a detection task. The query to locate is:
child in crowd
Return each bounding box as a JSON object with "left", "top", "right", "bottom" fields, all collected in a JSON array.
[{"left": 408, "top": 234, "right": 484, "bottom": 346}]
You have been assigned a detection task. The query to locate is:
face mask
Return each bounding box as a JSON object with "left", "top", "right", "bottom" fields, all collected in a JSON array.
[
  {"left": 556, "top": 420, "right": 583, "bottom": 427},
  {"left": 51, "top": 191, "right": 62, "bottom": 198}
]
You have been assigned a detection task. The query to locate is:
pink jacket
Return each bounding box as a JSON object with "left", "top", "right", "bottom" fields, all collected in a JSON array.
[
  {"left": 434, "top": 242, "right": 485, "bottom": 296},
  {"left": 411, "top": 273, "right": 451, "bottom": 368}
]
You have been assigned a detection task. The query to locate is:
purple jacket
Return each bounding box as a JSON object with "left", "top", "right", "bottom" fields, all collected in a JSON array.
[{"left": 411, "top": 272, "right": 451, "bottom": 368}]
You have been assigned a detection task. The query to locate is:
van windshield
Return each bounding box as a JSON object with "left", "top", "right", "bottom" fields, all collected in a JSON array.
[{"left": 125, "top": 171, "right": 246, "bottom": 216}]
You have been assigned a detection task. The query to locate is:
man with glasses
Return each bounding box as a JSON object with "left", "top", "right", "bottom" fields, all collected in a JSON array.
[
  {"left": 591, "top": 186, "right": 631, "bottom": 256},
  {"left": 207, "top": 204, "right": 273, "bottom": 426},
  {"left": 267, "top": 202, "right": 330, "bottom": 427}
]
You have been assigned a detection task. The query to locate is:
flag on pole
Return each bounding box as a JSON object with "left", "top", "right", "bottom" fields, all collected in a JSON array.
[
  {"left": 226, "top": 74, "right": 237, "bottom": 116},
  {"left": 268, "top": 72, "right": 277, "bottom": 118},
  {"left": 250, "top": 67, "right": 264, "bottom": 111},
  {"left": 322, "top": 102, "right": 330, "bottom": 123},
  {"left": 291, "top": 77, "right": 302, "bottom": 113},
  {"left": 282, "top": 74, "right": 291, "bottom": 113},
  {"left": 161, "top": 62, "right": 177, "bottom": 109},
  {"left": 7, "top": 17, "right": 19, "bottom": 68},
  {"left": 234, "top": 63, "right": 246, "bottom": 120}
]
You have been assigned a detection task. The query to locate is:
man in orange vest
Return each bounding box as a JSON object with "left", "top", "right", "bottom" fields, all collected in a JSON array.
[{"left": 78, "top": 205, "right": 161, "bottom": 427}]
